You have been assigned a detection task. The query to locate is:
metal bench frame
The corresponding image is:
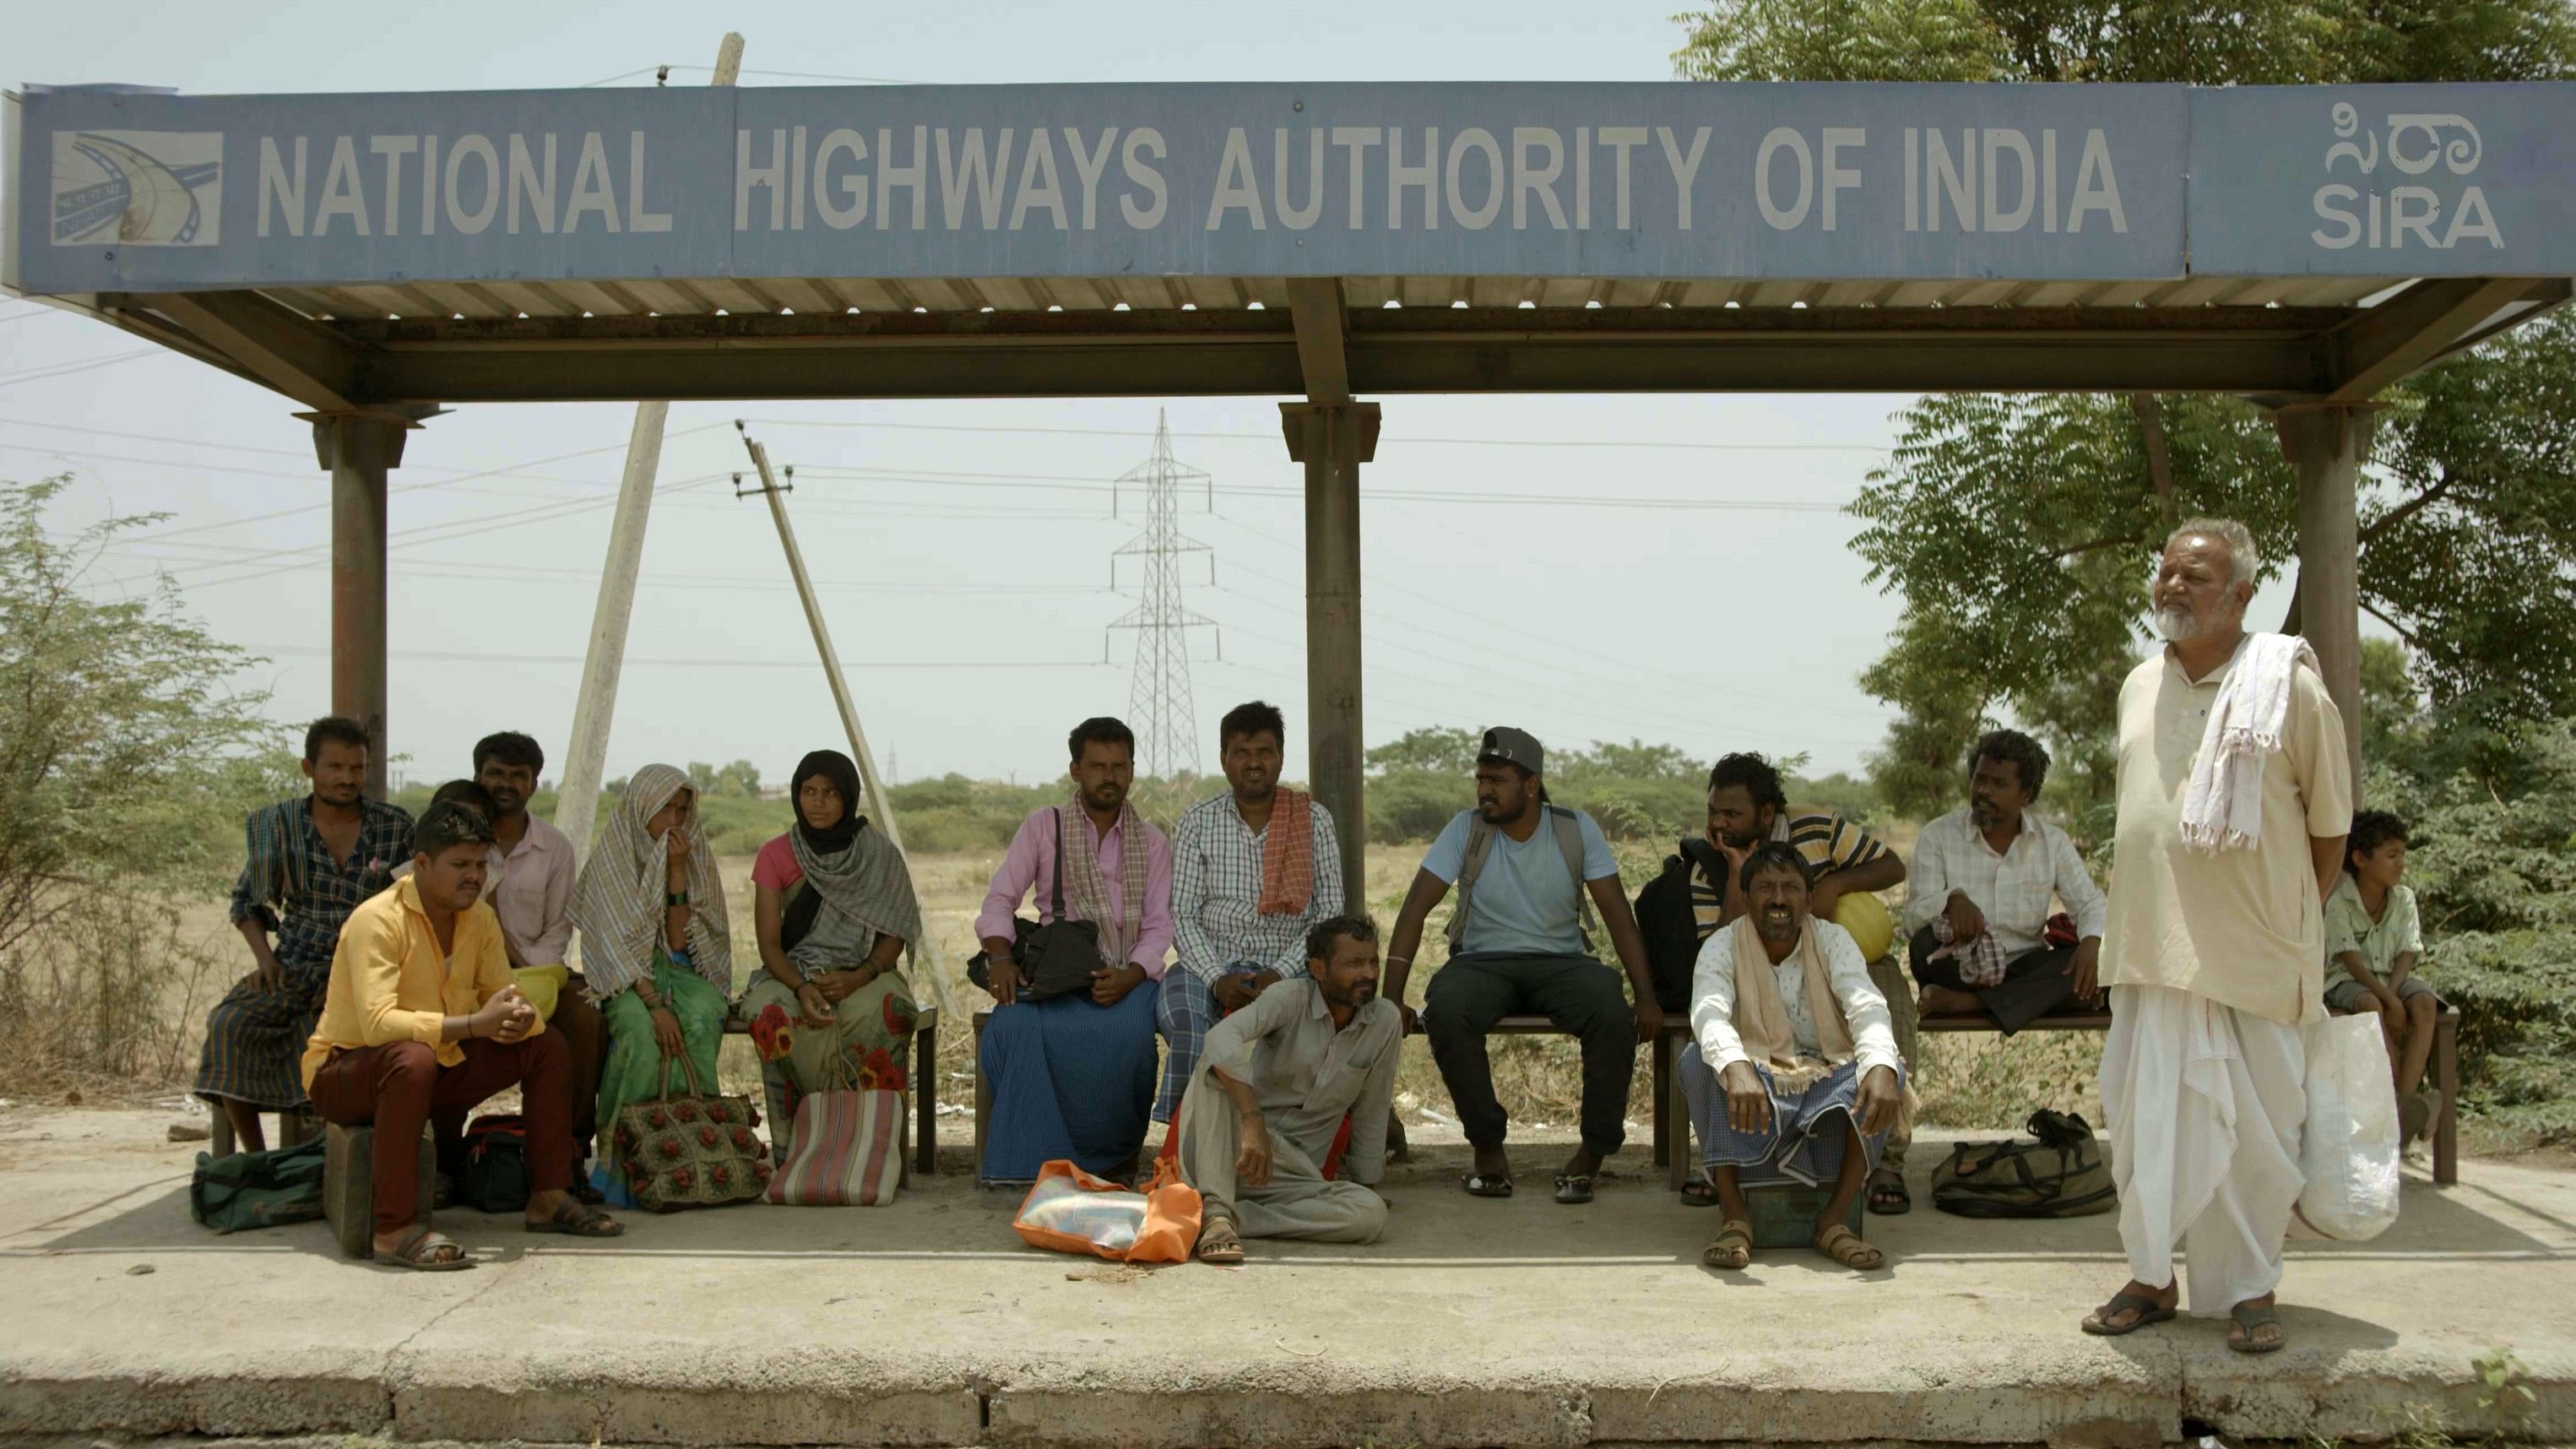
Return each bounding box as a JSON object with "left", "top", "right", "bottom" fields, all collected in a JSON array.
[
  {"left": 972, "top": 1007, "right": 1695, "bottom": 1185},
  {"left": 1906, "top": 1002, "right": 2461, "bottom": 1186}
]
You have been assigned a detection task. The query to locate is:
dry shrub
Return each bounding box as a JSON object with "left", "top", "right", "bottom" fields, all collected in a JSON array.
[
  {"left": 0, "top": 891, "right": 226, "bottom": 1100},
  {"left": 1912, "top": 1031, "right": 2107, "bottom": 1131}
]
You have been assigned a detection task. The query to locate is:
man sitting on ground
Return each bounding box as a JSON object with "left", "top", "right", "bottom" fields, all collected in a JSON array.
[
  {"left": 1382, "top": 726, "right": 1662, "bottom": 1206},
  {"left": 1697, "top": 752, "right": 1912, "bottom": 1213},
  {"left": 303, "top": 801, "right": 621, "bottom": 1267},
  {"left": 1181, "top": 915, "right": 1402, "bottom": 1263},
  {"left": 1901, "top": 730, "right": 2108, "bottom": 1031},
  {"left": 1162, "top": 701, "right": 1347, "bottom": 1125},
  {"left": 2326, "top": 810, "right": 2443, "bottom": 1147},
  {"left": 1684, "top": 843, "right": 1905, "bottom": 1273}
]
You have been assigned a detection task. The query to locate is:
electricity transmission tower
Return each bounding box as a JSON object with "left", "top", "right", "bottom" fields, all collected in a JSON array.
[{"left": 1105, "top": 411, "right": 1221, "bottom": 778}]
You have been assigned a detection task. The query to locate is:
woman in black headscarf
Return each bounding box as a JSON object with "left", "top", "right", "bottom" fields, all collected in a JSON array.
[{"left": 742, "top": 751, "right": 927, "bottom": 1128}]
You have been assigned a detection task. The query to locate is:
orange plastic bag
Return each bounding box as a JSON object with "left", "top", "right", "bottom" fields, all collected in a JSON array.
[{"left": 1011, "top": 1158, "right": 1201, "bottom": 1264}]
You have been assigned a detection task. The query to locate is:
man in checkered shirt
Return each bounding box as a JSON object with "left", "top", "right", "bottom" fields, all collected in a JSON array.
[
  {"left": 1157, "top": 702, "right": 1346, "bottom": 1124},
  {"left": 1899, "top": 730, "right": 2108, "bottom": 1034}
]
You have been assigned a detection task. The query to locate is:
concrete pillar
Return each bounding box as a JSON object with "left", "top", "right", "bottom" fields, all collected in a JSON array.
[
  {"left": 306, "top": 412, "right": 414, "bottom": 800},
  {"left": 2274, "top": 404, "right": 2373, "bottom": 790},
  {"left": 1281, "top": 402, "right": 1380, "bottom": 899}
]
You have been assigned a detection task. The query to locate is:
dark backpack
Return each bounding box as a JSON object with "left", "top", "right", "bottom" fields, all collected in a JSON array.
[
  {"left": 1931, "top": 1109, "right": 2118, "bottom": 1218},
  {"left": 190, "top": 1137, "right": 327, "bottom": 1234},
  {"left": 462, "top": 1114, "right": 532, "bottom": 1213},
  {"left": 1633, "top": 838, "right": 1723, "bottom": 1013}
]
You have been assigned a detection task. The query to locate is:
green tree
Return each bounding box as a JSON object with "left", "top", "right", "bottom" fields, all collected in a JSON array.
[
  {"left": 0, "top": 479, "right": 272, "bottom": 956},
  {"left": 1365, "top": 726, "right": 1482, "bottom": 777},
  {"left": 1674, "top": 0, "right": 2576, "bottom": 812},
  {"left": 686, "top": 758, "right": 765, "bottom": 800}
]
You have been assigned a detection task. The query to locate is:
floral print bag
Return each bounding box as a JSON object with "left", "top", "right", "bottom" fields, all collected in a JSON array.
[{"left": 610, "top": 1052, "right": 769, "bottom": 1212}]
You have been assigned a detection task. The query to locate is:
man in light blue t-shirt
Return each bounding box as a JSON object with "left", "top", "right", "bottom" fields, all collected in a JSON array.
[{"left": 1382, "top": 727, "right": 1662, "bottom": 1205}]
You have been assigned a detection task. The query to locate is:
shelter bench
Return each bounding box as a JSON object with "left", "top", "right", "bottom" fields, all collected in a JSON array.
[
  {"left": 211, "top": 1007, "right": 944, "bottom": 1175},
  {"left": 1912, "top": 1003, "right": 2460, "bottom": 1186},
  {"left": 1653, "top": 1000, "right": 2462, "bottom": 1190},
  {"left": 971, "top": 1008, "right": 1696, "bottom": 1182}
]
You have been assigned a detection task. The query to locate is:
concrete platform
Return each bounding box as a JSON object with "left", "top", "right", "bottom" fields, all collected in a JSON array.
[{"left": 3, "top": 1107, "right": 2573, "bottom": 1447}]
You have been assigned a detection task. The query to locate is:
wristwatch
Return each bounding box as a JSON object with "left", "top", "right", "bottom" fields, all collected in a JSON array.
[{"left": 666, "top": 890, "right": 689, "bottom": 907}]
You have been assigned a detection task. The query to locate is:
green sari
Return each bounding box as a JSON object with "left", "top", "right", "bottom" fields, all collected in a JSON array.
[{"left": 594, "top": 949, "right": 729, "bottom": 1202}]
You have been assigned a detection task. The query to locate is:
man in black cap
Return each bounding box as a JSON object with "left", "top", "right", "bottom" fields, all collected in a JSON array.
[{"left": 1381, "top": 727, "right": 1662, "bottom": 1204}]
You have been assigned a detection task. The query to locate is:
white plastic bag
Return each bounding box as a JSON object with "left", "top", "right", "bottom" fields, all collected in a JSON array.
[{"left": 2297, "top": 1012, "right": 2401, "bottom": 1240}]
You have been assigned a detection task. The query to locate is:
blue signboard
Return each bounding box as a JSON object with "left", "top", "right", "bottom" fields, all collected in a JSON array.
[{"left": 8, "top": 80, "right": 2570, "bottom": 294}]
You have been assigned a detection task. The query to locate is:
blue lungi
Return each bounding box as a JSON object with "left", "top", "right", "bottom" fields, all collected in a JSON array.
[
  {"left": 979, "top": 980, "right": 1161, "bottom": 1185},
  {"left": 1681, "top": 1043, "right": 1900, "bottom": 1187}
]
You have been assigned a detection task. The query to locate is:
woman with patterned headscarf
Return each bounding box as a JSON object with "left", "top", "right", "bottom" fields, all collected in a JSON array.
[
  {"left": 742, "top": 750, "right": 925, "bottom": 1147},
  {"left": 570, "top": 763, "right": 732, "bottom": 1205}
]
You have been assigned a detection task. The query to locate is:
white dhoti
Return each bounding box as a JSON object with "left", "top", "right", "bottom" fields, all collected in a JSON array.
[{"left": 2101, "top": 983, "right": 2307, "bottom": 1315}]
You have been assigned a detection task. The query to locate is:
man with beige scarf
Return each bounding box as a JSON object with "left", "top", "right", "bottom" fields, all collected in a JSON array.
[{"left": 1683, "top": 841, "right": 1905, "bottom": 1272}]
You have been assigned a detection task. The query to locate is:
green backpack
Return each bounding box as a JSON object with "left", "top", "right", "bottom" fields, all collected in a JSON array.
[
  {"left": 1930, "top": 1109, "right": 2118, "bottom": 1218},
  {"left": 190, "top": 1137, "right": 327, "bottom": 1234}
]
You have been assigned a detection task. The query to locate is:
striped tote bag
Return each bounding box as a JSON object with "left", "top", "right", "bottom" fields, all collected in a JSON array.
[{"left": 766, "top": 1086, "right": 903, "bottom": 1207}]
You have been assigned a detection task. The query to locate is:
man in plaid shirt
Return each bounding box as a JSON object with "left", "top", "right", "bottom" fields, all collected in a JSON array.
[
  {"left": 1158, "top": 702, "right": 1345, "bottom": 1123},
  {"left": 1900, "top": 730, "right": 2107, "bottom": 1034}
]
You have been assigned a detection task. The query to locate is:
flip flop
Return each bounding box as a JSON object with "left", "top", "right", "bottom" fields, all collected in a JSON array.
[
  {"left": 1462, "top": 1173, "right": 1514, "bottom": 1198},
  {"left": 379, "top": 1225, "right": 474, "bottom": 1272},
  {"left": 1701, "top": 1219, "right": 1753, "bottom": 1271},
  {"left": 2229, "top": 1301, "right": 2286, "bottom": 1354},
  {"left": 2081, "top": 1290, "right": 2177, "bottom": 1337},
  {"left": 1553, "top": 1173, "right": 1595, "bottom": 1205},
  {"left": 1679, "top": 1178, "right": 1719, "bottom": 1208}
]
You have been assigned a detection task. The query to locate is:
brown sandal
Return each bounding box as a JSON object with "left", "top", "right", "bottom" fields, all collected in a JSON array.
[
  {"left": 1701, "top": 1219, "right": 1754, "bottom": 1270},
  {"left": 526, "top": 1199, "right": 625, "bottom": 1237},
  {"left": 1814, "top": 1224, "right": 1885, "bottom": 1271},
  {"left": 1196, "top": 1218, "right": 1245, "bottom": 1266},
  {"left": 380, "top": 1225, "right": 474, "bottom": 1271}
]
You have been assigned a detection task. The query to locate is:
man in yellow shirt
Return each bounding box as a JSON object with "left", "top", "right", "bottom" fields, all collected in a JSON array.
[{"left": 305, "top": 801, "right": 624, "bottom": 1267}]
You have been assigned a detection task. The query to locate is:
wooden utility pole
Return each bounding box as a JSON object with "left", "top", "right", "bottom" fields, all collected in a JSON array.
[
  {"left": 553, "top": 32, "right": 744, "bottom": 859},
  {"left": 735, "top": 424, "right": 908, "bottom": 855}
]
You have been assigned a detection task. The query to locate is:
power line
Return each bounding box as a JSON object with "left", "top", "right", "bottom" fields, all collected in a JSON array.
[
  {"left": 0, "top": 348, "right": 165, "bottom": 388},
  {"left": 751, "top": 415, "right": 1889, "bottom": 453},
  {"left": 237, "top": 643, "right": 1109, "bottom": 671}
]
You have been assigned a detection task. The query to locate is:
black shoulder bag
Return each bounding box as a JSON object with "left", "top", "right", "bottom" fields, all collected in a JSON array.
[{"left": 968, "top": 806, "right": 1109, "bottom": 1004}]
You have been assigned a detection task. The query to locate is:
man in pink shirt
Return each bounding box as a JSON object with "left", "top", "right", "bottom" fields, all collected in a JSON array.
[{"left": 973, "top": 717, "right": 1175, "bottom": 1186}]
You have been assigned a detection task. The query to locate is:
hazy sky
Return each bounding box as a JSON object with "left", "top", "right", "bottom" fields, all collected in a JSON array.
[{"left": 5, "top": 1, "right": 2299, "bottom": 793}]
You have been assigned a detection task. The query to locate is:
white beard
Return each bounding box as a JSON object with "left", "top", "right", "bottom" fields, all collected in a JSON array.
[{"left": 2153, "top": 605, "right": 2197, "bottom": 641}]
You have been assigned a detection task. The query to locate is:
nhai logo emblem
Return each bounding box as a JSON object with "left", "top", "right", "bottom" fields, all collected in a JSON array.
[{"left": 52, "top": 130, "right": 223, "bottom": 247}]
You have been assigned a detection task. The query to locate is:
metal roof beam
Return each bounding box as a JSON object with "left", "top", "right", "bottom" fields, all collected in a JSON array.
[
  {"left": 328, "top": 303, "right": 2355, "bottom": 403},
  {"left": 128, "top": 290, "right": 361, "bottom": 412},
  {"left": 1286, "top": 277, "right": 1353, "bottom": 404},
  {"left": 2323, "top": 277, "right": 2549, "bottom": 404}
]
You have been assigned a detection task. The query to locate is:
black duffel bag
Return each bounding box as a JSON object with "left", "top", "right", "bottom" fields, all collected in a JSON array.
[{"left": 1931, "top": 1109, "right": 2118, "bottom": 1218}]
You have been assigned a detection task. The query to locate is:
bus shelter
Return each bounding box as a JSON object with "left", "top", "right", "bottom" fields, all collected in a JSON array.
[{"left": 8, "top": 75, "right": 2573, "bottom": 893}]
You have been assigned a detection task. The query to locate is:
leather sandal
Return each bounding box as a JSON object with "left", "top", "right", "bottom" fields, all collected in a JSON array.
[
  {"left": 1814, "top": 1224, "right": 1885, "bottom": 1271},
  {"left": 1866, "top": 1167, "right": 1911, "bottom": 1215},
  {"left": 1702, "top": 1219, "right": 1754, "bottom": 1270},
  {"left": 1552, "top": 1173, "right": 1595, "bottom": 1205},
  {"left": 381, "top": 1225, "right": 474, "bottom": 1271},
  {"left": 2082, "top": 1290, "right": 2177, "bottom": 1336},
  {"left": 526, "top": 1200, "right": 625, "bottom": 1237},
  {"left": 1462, "top": 1173, "right": 1514, "bottom": 1198},
  {"left": 1196, "top": 1218, "right": 1245, "bottom": 1266}
]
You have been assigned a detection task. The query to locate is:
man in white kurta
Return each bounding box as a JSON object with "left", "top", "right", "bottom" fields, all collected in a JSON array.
[{"left": 2088, "top": 519, "right": 2351, "bottom": 1354}]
